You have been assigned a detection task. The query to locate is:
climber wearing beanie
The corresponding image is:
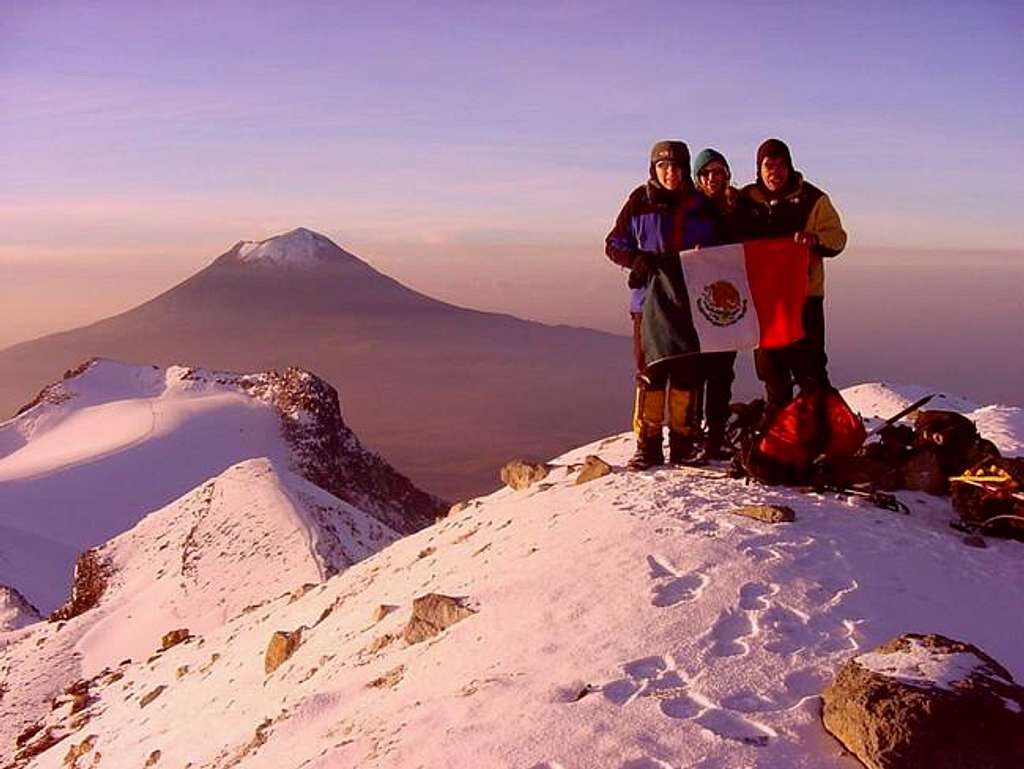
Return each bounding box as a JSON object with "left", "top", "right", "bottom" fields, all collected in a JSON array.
[
  {"left": 738, "top": 138, "right": 847, "bottom": 410},
  {"left": 691, "top": 148, "right": 741, "bottom": 459},
  {"left": 605, "top": 140, "right": 722, "bottom": 470}
]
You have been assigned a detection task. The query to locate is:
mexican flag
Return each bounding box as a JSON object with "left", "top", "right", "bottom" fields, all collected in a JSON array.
[{"left": 643, "top": 238, "right": 809, "bottom": 364}]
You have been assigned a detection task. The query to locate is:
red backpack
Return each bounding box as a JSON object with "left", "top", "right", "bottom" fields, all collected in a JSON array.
[{"left": 745, "top": 389, "right": 866, "bottom": 484}]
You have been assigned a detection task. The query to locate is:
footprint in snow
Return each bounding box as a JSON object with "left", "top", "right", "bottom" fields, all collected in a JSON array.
[
  {"left": 738, "top": 581, "right": 777, "bottom": 611},
  {"left": 646, "top": 555, "right": 709, "bottom": 608},
  {"left": 704, "top": 608, "right": 756, "bottom": 658},
  {"left": 695, "top": 707, "right": 776, "bottom": 747}
]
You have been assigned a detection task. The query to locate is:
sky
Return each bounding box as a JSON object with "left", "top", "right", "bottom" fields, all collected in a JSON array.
[{"left": 1, "top": 1, "right": 1023, "bottom": 350}]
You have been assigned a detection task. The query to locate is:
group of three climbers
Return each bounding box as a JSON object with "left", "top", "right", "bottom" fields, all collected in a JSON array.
[{"left": 605, "top": 138, "right": 848, "bottom": 471}]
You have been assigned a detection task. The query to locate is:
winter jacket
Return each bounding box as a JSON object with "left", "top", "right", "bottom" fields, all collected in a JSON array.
[
  {"left": 738, "top": 174, "right": 846, "bottom": 297},
  {"left": 606, "top": 181, "right": 722, "bottom": 366},
  {"left": 606, "top": 181, "right": 721, "bottom": 270}
]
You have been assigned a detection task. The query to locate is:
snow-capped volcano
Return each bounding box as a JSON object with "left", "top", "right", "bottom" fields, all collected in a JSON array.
[
  {"left": 0, "top": 359, "right": 443, "bottom": 613},
  {"left": 3, "top": 384, "right": 1021, "bottom": 768},
  {"left": 0, "top": 228, "right": 632, "bottom": 501},
  {"left": 234, "top": 227, "right": 357, "bottom": 268}
]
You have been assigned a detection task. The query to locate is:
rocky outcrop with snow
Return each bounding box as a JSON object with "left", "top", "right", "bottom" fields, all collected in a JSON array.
[
  {"left": 3, "top": 399, "right": 1022, "bottom": 769},
  {"left": 823, "top": 633, "right": 1024, "bottom": 769},
  {"left": 0, "top": 458, "right": 398, "bottom": 759},
  {"left": 0, "top": 359, "right": 443, "bottom": 613},
  {"left": 233, "top": 227, "right": 354, "bottom": 268},
  {"left": 0, "top": 586, "right": 40, "bottom": 632}
]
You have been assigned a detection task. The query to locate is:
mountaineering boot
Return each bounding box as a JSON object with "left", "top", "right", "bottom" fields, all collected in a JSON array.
[
  {"left": 701, "top": 421, "right": 733, "bottom": 461},
  {"left": 628, "top": 387, "right": 666, "bottom": 470},
  {"left": 627, "top": 436, "right": 665, "bottom": 470},
  {"left": 669, "top": 431, "right": 700, "bottom": 464},
  {"left": 667, "top": 387, "right": 700, "bottom": 465}
]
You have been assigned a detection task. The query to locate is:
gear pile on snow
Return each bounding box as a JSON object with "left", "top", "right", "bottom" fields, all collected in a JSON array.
[{"left": 727, "top": 392, "right": 1019, "bottom": 537}]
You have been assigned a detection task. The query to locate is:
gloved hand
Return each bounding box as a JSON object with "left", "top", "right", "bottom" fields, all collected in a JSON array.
[{"left": 629, "top": 250, "right": 661, "bottom": 277}]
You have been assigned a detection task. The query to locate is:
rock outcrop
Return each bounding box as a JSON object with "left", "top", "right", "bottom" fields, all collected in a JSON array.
[
  {"left": 0, "top": 585, "right": 42, "bottom": 631},
  {"left": 402, "top": 594, "right": 476, "bottom": 645},
  {"left": 500, "top": 460, "right": 550, "bottom": 490},
  {"left": 822, "top": 633, "right": 1024, "bottom": 769}
]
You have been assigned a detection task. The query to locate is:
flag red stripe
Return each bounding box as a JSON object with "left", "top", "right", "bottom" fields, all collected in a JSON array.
[{"left": 743, "top": 239, "right": 810, "bottom": 348}]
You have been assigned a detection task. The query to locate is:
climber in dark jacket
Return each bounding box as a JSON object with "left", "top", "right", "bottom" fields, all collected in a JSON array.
[
  {"left": 737, "top": 138, "right": 847, "bottom": 411},
  {"left": 605, "top": 140, "right": 722, "bottom": 470}
]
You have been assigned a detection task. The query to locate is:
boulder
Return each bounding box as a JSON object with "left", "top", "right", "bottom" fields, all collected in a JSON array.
[
  {"left": 576, "top": 455, "right": 613, "bottom": 485},
  {"left": 822, "top": 633, "right": 1024, "bottom": 769},
  {"left": 732, "top": 505, "right": 796, "bottom": 524},
  {"left": 264, "top": 628, "right": 303, "bottom": 674},
  {"left": 500, "top": 460, "right": 550, "bottom": 490},
  {"left": 160, "top": 628, "right": 190, "bottom": 650},
  {"left": 402, "top": 593, "right": 475, "bottom": 645}
]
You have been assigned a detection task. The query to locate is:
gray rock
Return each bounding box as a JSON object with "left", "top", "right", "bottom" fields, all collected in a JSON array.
[
  {"left": 576, "top": 455, "right": 613, "bottom": 485},
  {"left": 732, "top": 505, "right": 796, "bottom": 524},
  {"left": 402, "top": 593, "right": 475, "bottom": 645},
  {"left": 500, "top": 460, "right": 551, "bottom": 490},
  {"left": 822, "top": 633, "right": 1024, "bottom": 769}
]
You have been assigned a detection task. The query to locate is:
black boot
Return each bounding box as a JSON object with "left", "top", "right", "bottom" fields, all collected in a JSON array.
[
  {"left": 627, "top": 436, "right": 665, "bottom": 471},
  {"left": 701, "top": 422, "right": 733, "bottom": 461},
  {"left": 669, "top": 431, "right": 700, "bottom": 465}
]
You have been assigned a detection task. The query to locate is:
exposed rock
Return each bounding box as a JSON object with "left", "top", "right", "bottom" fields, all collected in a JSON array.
[
  {"left": 732, "top": 505, "right": 796, "bottom": 524},
  {"left": 160, "top": 629, "right": 190, "bottom": 651},
  {"left": 288, "top": 583, "right": 318, "bottom": 603},
  {"left": 265, "top": 629, "right": 303, "bottom": 674},
  {"left": 194, "top": 366, "right": 447, "bottom": 533},
  {"left": 963, "top": 535, "right": 988, "bottom": 549},
  {"left": 138, "top": 685, "right": 167, "bottom": 708},
  {"left": 822, "top": 633, "right": 1024, "bottom": 769},
  {"left": 402, "top": 593, "right": 476, "bottom": 645},
  {"left": 500, "top": 460, "right": 551, "bottom": 490},
  {"left": 0, "top": 584, "right": 42, "bottom": 631},
  {"left": 576, "top": 455, "right": 613, "bottom": 485},
  {"left": 447, "top": 501, "right": 470, "bottom": 517},
  {"left": 144, "top": 749, "right": 162, "bottom": 767},
  {"left": 364, "top": 634, "right": 396, "bottom": 655},
  {"left": 49, "top": 549, "right": 110, "bottom": 622},
  {"left": 371, "top": 604, "right": 397, "bottom": 624},
  {"left": 62, "top": 734, "right": 97, "bottom": 766},
  {"left": 901, "top": 447, "right": 946, "bottom": 495},
  {"left": 367, "top": 664, "right": 405, "bottom": 689}
]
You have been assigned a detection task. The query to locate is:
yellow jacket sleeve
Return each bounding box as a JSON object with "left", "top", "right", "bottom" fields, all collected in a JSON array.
[{"left": 806, "top": 194, "right": 847, "bottom": 257}]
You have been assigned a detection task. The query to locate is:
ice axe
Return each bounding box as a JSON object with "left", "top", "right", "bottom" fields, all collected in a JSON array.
[{"left": 865, "top": 393, "right": 937, "bottom": 437}]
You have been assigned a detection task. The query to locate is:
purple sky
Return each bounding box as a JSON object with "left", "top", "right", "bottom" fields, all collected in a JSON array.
[{"left": 1, "top": 1, "right": 1023, "bottom": 348}]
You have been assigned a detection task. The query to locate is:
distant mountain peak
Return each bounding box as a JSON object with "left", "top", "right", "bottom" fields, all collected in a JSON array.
[{"left": 235, "top": 227, "right": 350, "bottom": 268}]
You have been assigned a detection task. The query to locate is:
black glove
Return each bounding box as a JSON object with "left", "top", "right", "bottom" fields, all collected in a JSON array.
[{"left": 629, "top": 250, "right": 660, "bottom": 276}]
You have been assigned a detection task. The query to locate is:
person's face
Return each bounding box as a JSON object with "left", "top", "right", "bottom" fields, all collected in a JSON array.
[
  {"left": 698, "top": 161, "right": 730, "bottom": 198},
  {"left": 655, "top": 160, "right": 684, "bottom": 191},
  {"left": 760, "top": 156, "right": 790, "bottom": 192}
]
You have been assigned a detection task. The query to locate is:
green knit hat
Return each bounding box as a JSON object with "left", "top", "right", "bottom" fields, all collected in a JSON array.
[{"left": 693, "top": 148, "right": 730, "bottom": 177}]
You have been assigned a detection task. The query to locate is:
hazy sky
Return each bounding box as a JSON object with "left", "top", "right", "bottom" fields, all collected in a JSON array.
[{"left": 1, "top": 1, "right": 1022, "bottom": 352}]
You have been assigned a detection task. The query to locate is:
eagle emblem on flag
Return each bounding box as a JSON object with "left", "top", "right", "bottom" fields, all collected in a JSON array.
[{"left": 696, "top": 280, "right": 747, "bottom": 327}]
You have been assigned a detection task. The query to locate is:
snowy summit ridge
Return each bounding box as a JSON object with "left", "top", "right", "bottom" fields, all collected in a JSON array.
[{"left": 234, "top": 227, "right": 350, "bottom": 268}]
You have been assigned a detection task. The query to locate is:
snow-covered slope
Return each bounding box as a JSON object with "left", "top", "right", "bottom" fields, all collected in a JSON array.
[
  {"left": 5, "top": 396, "right": 1022, "bottom": 769},
  {"left": 1, "top": 458, "right": 398, "bottom": 756},
  {"left": 0, "top": 359, "right": 443, "bottom": 613}
]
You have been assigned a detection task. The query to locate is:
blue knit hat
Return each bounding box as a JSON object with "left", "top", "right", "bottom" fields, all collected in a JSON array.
[{"left": 693, "top": 148, "right": 730, "bottom": 177}]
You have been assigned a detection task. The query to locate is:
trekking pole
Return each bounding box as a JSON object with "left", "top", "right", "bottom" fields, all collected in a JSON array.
[{"left": 865, "top": 393, "right": 937, "bottom": 437}]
